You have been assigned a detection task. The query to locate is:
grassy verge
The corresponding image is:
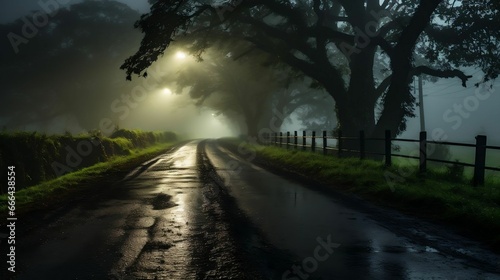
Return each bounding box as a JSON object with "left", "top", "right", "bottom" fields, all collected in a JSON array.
[
  {"left": 222, "top": 138, "right": 500, "bottom": 250},
  {"left": 0, "top": 129, "right": 177, "bottom": 189},
  {"left": 0, "top": 142, "right": 178, "bottom": 217}
]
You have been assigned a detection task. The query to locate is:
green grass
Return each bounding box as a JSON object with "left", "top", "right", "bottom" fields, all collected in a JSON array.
[
  {"left": 393, "top": 144, "right": 500, "bottom": 180},
  {"left": 223, "top": 139, "right": 500, "bottom": 250},
  {"left": 0, "top": 142, "right": 177, "bottom": 217},
  {"left": 0, "top": 129, "right": 178, "bottom": 188}
]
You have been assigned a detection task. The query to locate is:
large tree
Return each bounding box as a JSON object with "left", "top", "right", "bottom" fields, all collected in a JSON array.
[
  {"left": 121, "top": 0, "right": 499, "bottom": 151},
  {"left": 0, "top": 0, "right": 143, "bottom": 132}
]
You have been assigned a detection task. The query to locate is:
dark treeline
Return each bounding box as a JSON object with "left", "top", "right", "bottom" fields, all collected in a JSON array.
[{"left": 0, "top": 1, "right": 144, "bottom": 133}]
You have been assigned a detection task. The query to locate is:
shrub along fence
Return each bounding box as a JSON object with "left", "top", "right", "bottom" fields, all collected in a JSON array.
[
  {"left": 267, "top": 130, "right": 500, "bottom": 187},
  {"left": 0, "top": 129, "right": 176, "bottom": 193}
]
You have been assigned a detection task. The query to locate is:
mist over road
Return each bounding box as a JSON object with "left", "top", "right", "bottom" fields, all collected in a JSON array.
[{"left": 15, "top": 140, "right": 500, "bottom": 279}]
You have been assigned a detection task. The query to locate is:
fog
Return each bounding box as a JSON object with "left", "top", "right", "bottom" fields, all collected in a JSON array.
[
  {"left": 403, "top": 73, "right": 500, "bottom": 145},
  {"left": 121, "top": 91, "right": 235, "bottom": 139},
  {"left": 0, "top": 0, "right": 237, "bottom": 139},
  {"left": 0, "top": 0, "right": 498, "bottom": 148}
]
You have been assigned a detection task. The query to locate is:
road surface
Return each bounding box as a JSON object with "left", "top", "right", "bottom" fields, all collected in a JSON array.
[{"left": 12, "top": 140, "right": 500, "bottom": 279}]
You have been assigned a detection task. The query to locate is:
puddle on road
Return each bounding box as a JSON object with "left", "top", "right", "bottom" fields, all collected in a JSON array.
[
  {"left": 170, "top": 145, "right": 197, "bottom": 168},
  {"left": 151, "top": 193, "right": 177, "bottom": 210}
]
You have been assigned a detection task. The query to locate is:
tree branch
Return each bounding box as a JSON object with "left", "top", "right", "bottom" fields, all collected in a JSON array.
[
  {"left": 412, "top": 66, "right": 472, "bottom": 87},
  {"left": 374, "top": 74, "right": 392, "bottom": 99},
  {"left": 245, "top": 36, "right": 346, "bottom": 99},
  {"left": 305, "top": 26, "right": 355, "bottom": 45},
  {"left": 378, "top": 15, "right": 411, "bottom": 38},
  {"left": 254, "top": 0, "right": 308, "bottom": 30},
  {"left": 370, "top": 36, "right": 395, "bottom": 57},
  {"left": 240, "top": 16, "right": 319, "bottom": 62},
  {"left": 337, "top": 0, "right": 367, "bottom": 28}
]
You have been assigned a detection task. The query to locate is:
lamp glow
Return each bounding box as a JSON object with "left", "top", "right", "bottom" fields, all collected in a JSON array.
[
  {"left": 175, "top": 51, "right": 187, "bottom": 59},
  {"left": 162, "top": 88, "right": 172, "bottom": 95}
]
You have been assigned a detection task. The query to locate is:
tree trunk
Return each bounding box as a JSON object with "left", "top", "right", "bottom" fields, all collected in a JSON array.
[
  {"left": 245, "top": 116, "right": 260, "bottom": 139},
  {"left": 335, "top": 92, "right": 384, "bottom": 158},
  {"left": 373, "top": 0, "right": 442, "bottom": 141},
  {"left": 328, "top": 47, "right": 387, "bottom": 158}
]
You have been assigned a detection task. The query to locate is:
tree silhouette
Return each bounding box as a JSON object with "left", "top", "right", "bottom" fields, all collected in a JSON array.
[
  {"left": 0, "top": 0, "right": 143, "bottom": 132},
  {"left": 172, "top": 44, "right": 317, "bottom": 136},
  {"left": 121, "top": 0, "right": 499, "bottom": 152}
]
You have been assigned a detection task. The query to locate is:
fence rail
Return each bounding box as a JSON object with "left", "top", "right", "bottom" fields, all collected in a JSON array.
[{"left": 266, "top": 130, "right": 500, "bottom": 186}]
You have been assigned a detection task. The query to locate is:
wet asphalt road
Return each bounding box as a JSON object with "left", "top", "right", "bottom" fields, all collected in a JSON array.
[{"left": 12, "top": 140, "right": 500, "bottom": 279}]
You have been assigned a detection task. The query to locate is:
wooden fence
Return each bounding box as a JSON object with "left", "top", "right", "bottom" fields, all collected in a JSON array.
[{"left": 266, "top": 130, "right": 500, "bottom": 186}]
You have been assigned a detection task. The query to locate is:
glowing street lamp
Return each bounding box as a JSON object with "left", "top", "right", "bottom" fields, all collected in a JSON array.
[
  {"left": 175, "top": 51, "right": 187, "bottom": 60},
  {"left": 162, "top": 88, "right": 172, "bottom": 95}
]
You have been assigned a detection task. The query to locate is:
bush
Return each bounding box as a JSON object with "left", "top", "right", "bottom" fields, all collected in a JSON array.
[
  {"left": 0, "top": 130, "right": 176, "bottom": 193},
  {"left": 446, "top": 160, "right": 465, "bottom": 182},
  {"left": 428, "top": 143, "right": 451, "bottom": 166}
]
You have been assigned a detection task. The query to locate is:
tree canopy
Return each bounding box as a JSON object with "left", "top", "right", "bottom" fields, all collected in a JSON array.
[
  {"left": 122, "top": 0, "right": 499, "bottom": 143},
  {"left": 169, "top": 44, "right": 328, "bottom": 136}
]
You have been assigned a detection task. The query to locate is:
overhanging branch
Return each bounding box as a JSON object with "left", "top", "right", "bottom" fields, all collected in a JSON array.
[
  {"left": 412, "top": 66, "right": 472, "bottom": 87},
  {"left": 244, "top": 36, "right": 346, "bottom": 99},
  {"left": 240, "top": 16, "right": 319, "bottom": 62}
]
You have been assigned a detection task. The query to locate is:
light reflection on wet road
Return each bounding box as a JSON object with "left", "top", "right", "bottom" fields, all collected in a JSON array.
[
  {"left": 109, "top": 141, "right": 201, "bottom": 279},
  {"left": 15, "top": 140, "right": 500, "bottom": 279},
  {"left": 204, "top": 140, "right": 500, "bottom": 280}
]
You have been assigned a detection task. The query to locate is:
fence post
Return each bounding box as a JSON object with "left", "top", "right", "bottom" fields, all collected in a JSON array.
[
  {"left": 338, "top": 130, "right": 343, "bottom": 158},
  {"left": 473, "top": 135, "right": 487, "bottom": 186},
  {"left": 286, "top": 132, "right": 290, "bottom": 149},
  {"left": 323, "top": 131, "right": 327, "bottom": 155},
  {"left": 419, "top": 131, "right": 427, "bottom": 174},
  {"left": 312, "top": 131, "right": 316, "bottom": 152},
  {"left": 302, "top": 131, "right": 306, "bottom": 150},
  {"left": 279, "top": 132, "right": 283, "bottom": 148},
  {"left": 294, "top": 131, "right": 298, "bottom": 149},
  {"left": 385, "top": 130, "right": 392, "bottom": 167},
  {"left": 359, "top": 130, "right": 365, "bottom": 160}
]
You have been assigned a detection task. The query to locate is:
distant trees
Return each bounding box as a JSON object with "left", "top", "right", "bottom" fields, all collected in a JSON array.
[
  {"left": 171, "top": 43, "right": 328, "bottom": 137},
  {"left": 121, "top": 0, "right": 499, "bottom": 151},
  {"left": 0, "top": 1, "right": 143, "bottom": 132},
  {"left": 294, "top": 90, "right": 337, "bottom": 132}
]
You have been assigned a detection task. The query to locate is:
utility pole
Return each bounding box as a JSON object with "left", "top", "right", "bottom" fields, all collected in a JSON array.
[{"left": 418, "top": 75, "right": 426, "bottom": 132}]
